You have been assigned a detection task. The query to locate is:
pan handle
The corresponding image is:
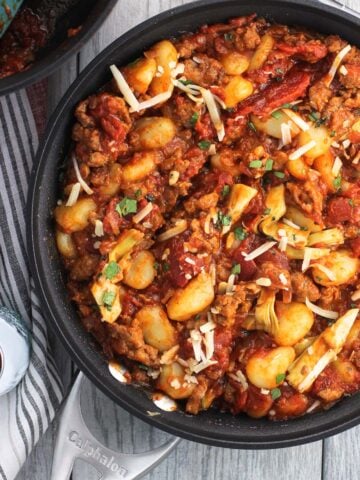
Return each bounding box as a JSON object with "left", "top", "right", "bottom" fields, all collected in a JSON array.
[
  {"left": 317, "top": 0, "right": 359, "bottom": 17},
  {"left": 50, "top": 372, "right": 180, "bottom": 480}
]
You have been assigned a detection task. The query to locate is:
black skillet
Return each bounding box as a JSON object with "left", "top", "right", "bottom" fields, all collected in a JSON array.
[
  {"left": 0, "top": 0, "right": 116, "bottom": 96},
  {"left": 28, "top": 0, "right": 360, "bottom": 449}
]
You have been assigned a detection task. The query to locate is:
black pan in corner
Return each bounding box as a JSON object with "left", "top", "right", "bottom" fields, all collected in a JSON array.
[
  {"left": 28, "top": 0, "right": 360, "bottom": 449},
  {"left": 0, "top": 0, "right": 116, "bottom": 96}
]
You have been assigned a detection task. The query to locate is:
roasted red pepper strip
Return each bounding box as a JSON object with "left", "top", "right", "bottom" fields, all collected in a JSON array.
[{"left": 236, "top": 67, "right": 311, "bottom": 117}]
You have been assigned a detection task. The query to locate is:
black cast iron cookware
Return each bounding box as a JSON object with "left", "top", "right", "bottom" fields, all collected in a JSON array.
[
  {"left": 0, "top": 0, "right": 116, "bottom": 96},
  {"left": 28, "top": 0, "right": 360, "bottom": 449}
]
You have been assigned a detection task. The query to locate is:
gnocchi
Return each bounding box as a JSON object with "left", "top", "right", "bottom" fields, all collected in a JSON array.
[
  {"left": 54, "top": 198, "right": 96, "bottom": 233},
  {"left": 135, "top": 305, "right": 177, "bottom": 352},
  {"left": 157, "top": 362, "right": 195, "bottom": 399},
  {"left": 134, "top": 117, "right": 176, "bottom": 150},
  {"left": 123, "top": 250, "right": 156, "bottom": 289},
  {"left": 246, "top": 347, "right": 295, "bottom": 390}
]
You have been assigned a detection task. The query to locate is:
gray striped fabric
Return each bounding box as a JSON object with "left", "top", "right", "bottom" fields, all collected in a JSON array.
[{"left": 0, "top": 91, "right": 63, "bottom": 480}]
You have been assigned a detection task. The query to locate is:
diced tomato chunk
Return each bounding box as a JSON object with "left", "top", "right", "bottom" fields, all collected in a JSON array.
[{"left": 327, "top": 196, "right": 353, "bottom": 223}]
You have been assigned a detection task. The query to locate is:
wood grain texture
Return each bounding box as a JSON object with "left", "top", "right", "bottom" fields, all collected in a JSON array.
[{"left": 16, "top": 0, "right": 359, "bottom": 478}]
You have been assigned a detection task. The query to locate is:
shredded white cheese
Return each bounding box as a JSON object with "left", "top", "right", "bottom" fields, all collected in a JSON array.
[
  {"left": 190, "top": 330, "right": 203, "bottom": 362},
  {"left": 305, "top": 297, "right": 339, "bottom": 320},
  {"left": 302, "top": 247, "right": 312, "bottom": 272},
  {"left": 170, "top": 379, "right": 181, "bottom": 389},
  {"left": 289, "top": 140, "right": 317, "bottom": 161},
  {"left": 66, "top": 182, "right": 81, "bottom": 207},
  {"left": 282, "top": 219, "right": 300, "bottom": 231},
  {"left": 201, "top": 87, "right": 225, "bottom": 141},
  {"left": 279, "top": 273, "right": 288, "bottom": 285},
  {"left": 352, "top": 151, "right": 360, "bottom": 165},
  {"left": 208, "top": 144, "right": 217, "bottom": 155},
  {"left": 306, "top": 400, "right": 321, "bottom": 413},
  {"left": 134, "top": 90, "right": 173, "bottom": 112},
  {"left": 278, "top": 235, "right": 288, "bottom": 252},
  {"left": 339, "top": 65, "right": 348, "bottom": 76},
  {"left": 282, "top": 108, "right": 310, "bottom": 131},
  {"left": 228, "top": 370, "right": 249, "bottom": 390},
  {"left": 332, "top": 156, "right": 343, "bottom": 176},
  {"left": 110, "top": 64, "right": 140, "bottom": 112},
  {"left": 342, "top": 139, "right": 351, "bottom": 149},
  {"left": 256, "top": 277, "right": 272, "bottom": 287},
  {"left": 157, "top": 220, "right": 187, "bottom": 242},
  {"left": 311, "top": 263, "right": 336, "bottom": 282},
  {"left": 184, "top": 257, "right": 196, "bottom": 265},
  {"left": 243, "top": 241, "right": 277, "bottom": 261},
  {"left": 281, "top": 122, "right": 292, "bottom": 145},
  {"left": 200, "top": 320, "right": 216, "bottom": 333},
  {"left": 325, "top": 44, "right": 352, "bottom": 87},
  {"left": 72, "top": 155, "right": 93, "bottom": 195},
  {"left": 191, "top": 359, "right": 218, "bottom": 374},
  {"left": 94, "top": 219, "right": 104, "bottom": 237},
  {"left": 132, "top": 203, "right": 153, "bottom": 224},
  {"left": 298, "top": 350, "right": 337, "bottom": 392},
  {"left": 204, "top": 330, "right": 215, "bottom": 360}
]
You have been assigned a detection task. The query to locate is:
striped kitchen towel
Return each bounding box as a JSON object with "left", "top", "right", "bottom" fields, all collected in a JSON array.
[{"left": 0, "top": 84, "right": 64, "bottom": 480}]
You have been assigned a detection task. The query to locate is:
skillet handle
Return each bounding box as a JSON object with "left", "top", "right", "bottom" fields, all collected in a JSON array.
[
  {"left": 317, "top": 0, "right": 359, "bottom": 17},
  {"left": 50, "top": 372, "right": 180, "bottom": 480}
]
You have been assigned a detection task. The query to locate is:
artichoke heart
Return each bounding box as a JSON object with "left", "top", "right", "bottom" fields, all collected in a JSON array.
[{"left": 287, "top": 308, "right": 359, "bottom": 392}]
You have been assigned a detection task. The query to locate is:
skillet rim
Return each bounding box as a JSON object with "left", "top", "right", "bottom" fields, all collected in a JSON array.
[
  {"left": 27, "top": 0, "right": 360, "bottom": 448},
  {"left": 0, "top": 0, "right": 117, "bottom": 96}
]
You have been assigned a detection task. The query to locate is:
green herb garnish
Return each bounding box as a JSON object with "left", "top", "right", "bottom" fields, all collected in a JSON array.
[
  {"left": 231, "top": 264, "right": 241, "bottom": 275},
  {"left": 271, "top": 388, "right": 282, "bottom": 400},
  {"left": 102, "top": 290, "right": 116, "bottom": 311},
  {"left": 249, "top": 160, "right": 263, "bottom": 169},
  {"left": 116, "top": 197, "right": 137, "bottom": 216},
  {"left": 198, "top": 140, "right": 211, "bottom": 150},
  {"left": 179, "top": 79, "right": 194, "bottom": 86},
  {"left": 190, "top": 112, "right": 199, "bottom": 126},
  {"left": 333, "top": 175, "right": 342, "bottom": 190},
  {"left": 349, "top": 199, "right": 355, "bottom": 207},
  {"left": 222, "top": 184, "right": 230, "bottom": 197},
  {"left": 154, "top": 262, "right": 160, "bottom": 270},
  {"left": 234, "top": 227, "right": 247, "bottom": 241},
  {"left": 217, "top": 212, "right": 232, "bottom": 227},
  {"left": 271, "top": 110, "right": 282, "bottom": 119},
  {"left": 276, "top": 373, "right": 286, "bottom": 384},
  {"left": 248, "top": 121, "right": 257, "bottom": 132},
  {"left": 265, "top": 159, "right": 274, "bottom": 171},
  {"left": 330, "top": 130, "right": 336, "bottom": 137},
  {"left": 134, "top": 189, "right": 142, "bottom": 199},
  {"left": 308, "top": 111, "right": 327, "bottom": 127},
  {"left": 274, "top": 171, "right": 285, "bottom": 178},
  {"left": 104, "top": 261, "right": 120, "bottom": 280},
  {"left": 263, "top": 208, "right": 271, "bottom": 215},
  {"left": 162, "top": 262, "right": 170, "bottom": 272}
]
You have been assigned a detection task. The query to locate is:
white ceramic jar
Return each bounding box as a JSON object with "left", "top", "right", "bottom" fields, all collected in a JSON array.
[{"left": 0, "top": 307, "right": 31, "bottom": 396}]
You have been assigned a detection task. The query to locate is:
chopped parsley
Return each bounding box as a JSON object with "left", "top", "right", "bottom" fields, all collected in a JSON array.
[
  {"left": 116, "top": 197, "right": 137, "bottom": 216},
  {"left": 274, "top": 171, "right": 285, "bottom": 179},
  {"left": 348, "top": 199, "right": 355, "bottom": 207},
  {"left": 195, "top": 314, "right": 201, "bottom": 320},
  {"left": 190, "top": 112, "right": 199, "bottom": 126},
  {"left": 234, "top": 227, "right": 247, "bottom": 241},
  {"left": 300, "top": 225, "right": 308, "bottom": 231},
  {"left": 104, "top": 261, "right": 120, "bottom": 280},
  {"left": 330, "top": 130, "right": 336, "bottom": 137},
  {"left": 134, "top": 189, "right": 142, "bottom": 199},
  {"left": 216, "top": 212, "right": 232, "bottom": 228},
  {"left": 249, "top": 160, "right": 263, "bottom": 169},
  {"left": 265, "top": 159, "right": 274, "bottom": 171},
  {"left": 308, "top": 111, "right": 327, "bottom": 127},
  {"left": 263, "top": 208, "right": 271, "bottom": 215},
  {"left": 280, "top": 102, "right": 293, "bottom": 109},
  {"left": 231, "top": 264, "right": 241, "bottom": 275},
  {"left": 198, "top": 140, "right": 212, "bottom": 150},
  {"left": 224, "top": 32, "right": 234, "bottom": 41},
  {"left": 333, "top": 175, "right": 342, "bottom": 190},
  {"left": 271, "top": 110, "right": 282, "bottom": 119},
  {"left": 271, "top": 388, "right": 282, "bottom": 400},
  {"left": 275, "top": 68, "right": 284, "bottom": 75},
  {"left": 221, "top": 184, "right": 230, "bottom": 197},
  {"left": 351, "top": 303, "right": 357, "bottom": 308},
  {"left": 154, "top": 262, "right": 160, "bottom": 270},
  {"left": 276, "top": 373, "right": 286, "bottom": 384},
  {"left": 162, "top": 262, "right": 170, "bottom": 272},
  {"left": 248, "top": 121, "right": 257, "bottom": 132},
  {"left": 179, "top": 79, "right": 194, "bottom": 86},
  {"left": 102, "top": 290, "right": 116, "bottom": 311}
]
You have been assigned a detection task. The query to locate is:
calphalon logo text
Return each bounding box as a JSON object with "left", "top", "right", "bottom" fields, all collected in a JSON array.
[{"left": 69, "top": 430, "right": 128, "bottom": 477}]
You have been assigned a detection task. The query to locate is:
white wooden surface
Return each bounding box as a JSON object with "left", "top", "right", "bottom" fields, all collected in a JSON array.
[{"left": 16, "top": 0, "right": 359, "bottom": 478}]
